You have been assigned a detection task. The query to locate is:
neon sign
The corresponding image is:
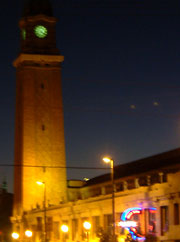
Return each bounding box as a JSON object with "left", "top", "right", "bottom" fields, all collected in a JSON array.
[
  {"left": 119, "top": 207, "right": 156, "bottom": 241},
  {"left": 126, "top": 210, "right": 141, "bottom": 219},
  {"left": 118, "top": 221, "right": 137, "bottom": 228}
]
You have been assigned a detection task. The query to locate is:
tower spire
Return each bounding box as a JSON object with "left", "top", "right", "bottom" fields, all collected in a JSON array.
[{"left": 23, "top": 0, "right": 53, "bottom": 17}]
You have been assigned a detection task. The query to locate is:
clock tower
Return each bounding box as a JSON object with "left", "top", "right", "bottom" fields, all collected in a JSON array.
[{"left": 13, "top": 0, "right": 67, "bottom": 217}]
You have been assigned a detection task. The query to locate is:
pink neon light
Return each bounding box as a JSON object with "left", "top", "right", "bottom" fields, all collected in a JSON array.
[
  {"left": 149, "top": 210, "right": 156, "bottom": 213},
  {"left": 131, "top": 227, "right": 137, "bottom": 233},
  {"left": 126, "top": 210, "right": 141, "bottom": 219}
]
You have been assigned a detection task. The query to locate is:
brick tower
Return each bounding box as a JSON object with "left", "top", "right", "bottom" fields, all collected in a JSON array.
[{"left": 13, "top": 0, "right": 67, "bottom": 218}]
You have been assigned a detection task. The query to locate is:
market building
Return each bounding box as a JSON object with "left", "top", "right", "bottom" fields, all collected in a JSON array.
[{"left": 23, "top": 148, "right": 180, "bottom": 242}]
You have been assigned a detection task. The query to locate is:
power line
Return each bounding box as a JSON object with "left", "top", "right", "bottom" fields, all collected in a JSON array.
[{"left": 0, "top": 164, "right": 110, "bottom": 170}]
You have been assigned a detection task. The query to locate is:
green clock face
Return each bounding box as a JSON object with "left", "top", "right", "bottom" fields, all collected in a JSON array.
[
  {"left": 34, "top": 25, "right": 48, "bottom": 38},
  {"left": 22, "top": 29, "right": 26, "bottom": 40}
]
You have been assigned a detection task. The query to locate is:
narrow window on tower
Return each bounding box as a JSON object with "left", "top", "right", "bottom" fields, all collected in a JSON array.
[
  {"left": 42, "top": 125, "right": 45, "bottom": 131},
  {"left": 41, "top": 83, "right": 45, "bottom": 89},
  {"left": 174, "top": 203, "right": 180, "bottom": 225}
]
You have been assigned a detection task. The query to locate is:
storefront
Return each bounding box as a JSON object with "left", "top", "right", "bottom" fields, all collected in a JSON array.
[{"left": 117, "top": 207, "right": 156, "bottom": 241}]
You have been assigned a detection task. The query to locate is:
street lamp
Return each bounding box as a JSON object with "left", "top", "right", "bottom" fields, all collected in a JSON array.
[
  {"left": 61, "top": 224, "right": 69, "bottom": 242},
  {"left": 25, "top": 230, "right": 33, "bottom": 241},
  {"left": 36, "top": 181, "right": 47, "bottom": 242},
  {"left": 25, "top": 230, "right": 33, "bottom": 238},
  {"left": 103, "top": 157, "right": 115, "bottom": 242},
  {"left": 12, "top": 232, "right": 19, "bottom": 240},
  {"left": 83, "top": 221, "right": 91, "bottom": 242},
  {"left": 61, "top": 224, "right": 69, "bottom": 233}
]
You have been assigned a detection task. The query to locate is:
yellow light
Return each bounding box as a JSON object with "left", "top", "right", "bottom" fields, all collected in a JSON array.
[
  {"left": 153, "top": 101, "right": 159, "bottom": 106},
  {"left": 61, "top": 224, "right": 69, "bottom": 233},
  {"left": 130, "top": 104, "right": 136, "bottom": 109},
  {"left": 103, "top": 157, "right": 111, "bottom": 163},
  {"left": 25, "top": 230, "right": 33, "bottom": 237},
  {"left": 83, "top": 221, "right": 91, "bottom": 230},
  {"left": 36, "top": 181, "right": 44, "bottom": 186},
  {"left": 12, "top": 232, "right": 19, "bottom": 239},
  {"left": 119, "top": 237, "right": 125, "bottom": 242},
  {"left": 83, "top": 178, "right": 89, "bottom": 181}
]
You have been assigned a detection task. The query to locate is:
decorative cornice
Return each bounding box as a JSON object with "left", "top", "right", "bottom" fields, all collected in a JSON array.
[
  {"left": 19, "top": 15, "right": 57, "bottom": 26},
  {"left": 13, "top": 54, "right": 64, "bottom": 67}
]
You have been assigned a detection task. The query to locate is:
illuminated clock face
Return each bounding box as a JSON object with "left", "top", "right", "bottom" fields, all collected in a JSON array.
[{"left": 34, "top": 25, "right": 48, "bottom": 38}]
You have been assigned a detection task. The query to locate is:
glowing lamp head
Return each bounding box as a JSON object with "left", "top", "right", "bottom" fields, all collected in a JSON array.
[
  {"left": 12, "top": 232, "right": 19, "bottom": 239},
  {"left": 61, "top": 225, "right": 69, "bottom": 233},
  {"left": 83, "top": 221, "right": 91, "bottom": 230},
  {"left": 83, "top": 178, "right": 89, "bottom": 181},
  {"left": 25, "top": 230, "right": 32, "bottom": 237},
  {"left": 103, "top": 157, "right": 112, "bottom": 163},
  {"left": 36, "top": 181, "right": 44, "bottom": 186}
]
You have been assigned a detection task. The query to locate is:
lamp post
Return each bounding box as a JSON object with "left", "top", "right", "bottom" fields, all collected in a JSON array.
[
  {"left": 103, "top": 157, "right": 115, "bottom": 242},
  {"left": 36, "top": 181, "right": 47, "bottom": 242},
  {"left": 12, "top": 232, "right": 20, "bottom": 240},
  {"left": 83, "top": 221, "right": 91, "bottom": 242},
  {"left": 61, "top": 224, "right": 69, "bottom": 242},
  {"left": 25, "top": 230, "right": 33, "bottom": 241}
]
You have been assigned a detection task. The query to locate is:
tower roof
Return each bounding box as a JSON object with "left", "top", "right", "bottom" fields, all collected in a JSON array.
[{"left": 23, "top": 0, "right": 53, "bottom": 17}]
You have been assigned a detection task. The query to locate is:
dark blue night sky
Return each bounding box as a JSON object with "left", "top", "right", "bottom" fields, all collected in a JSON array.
[{"left": 1, "top": 0, "right": 180, "bottom": 192}]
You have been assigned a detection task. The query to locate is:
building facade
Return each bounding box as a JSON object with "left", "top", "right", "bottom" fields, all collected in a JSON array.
[
  {"left": 12, "top": 1, "right": 180, "bottom": 242},
  {"left": 23, "top": 149, "right": 180, "bottom": 242}
]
